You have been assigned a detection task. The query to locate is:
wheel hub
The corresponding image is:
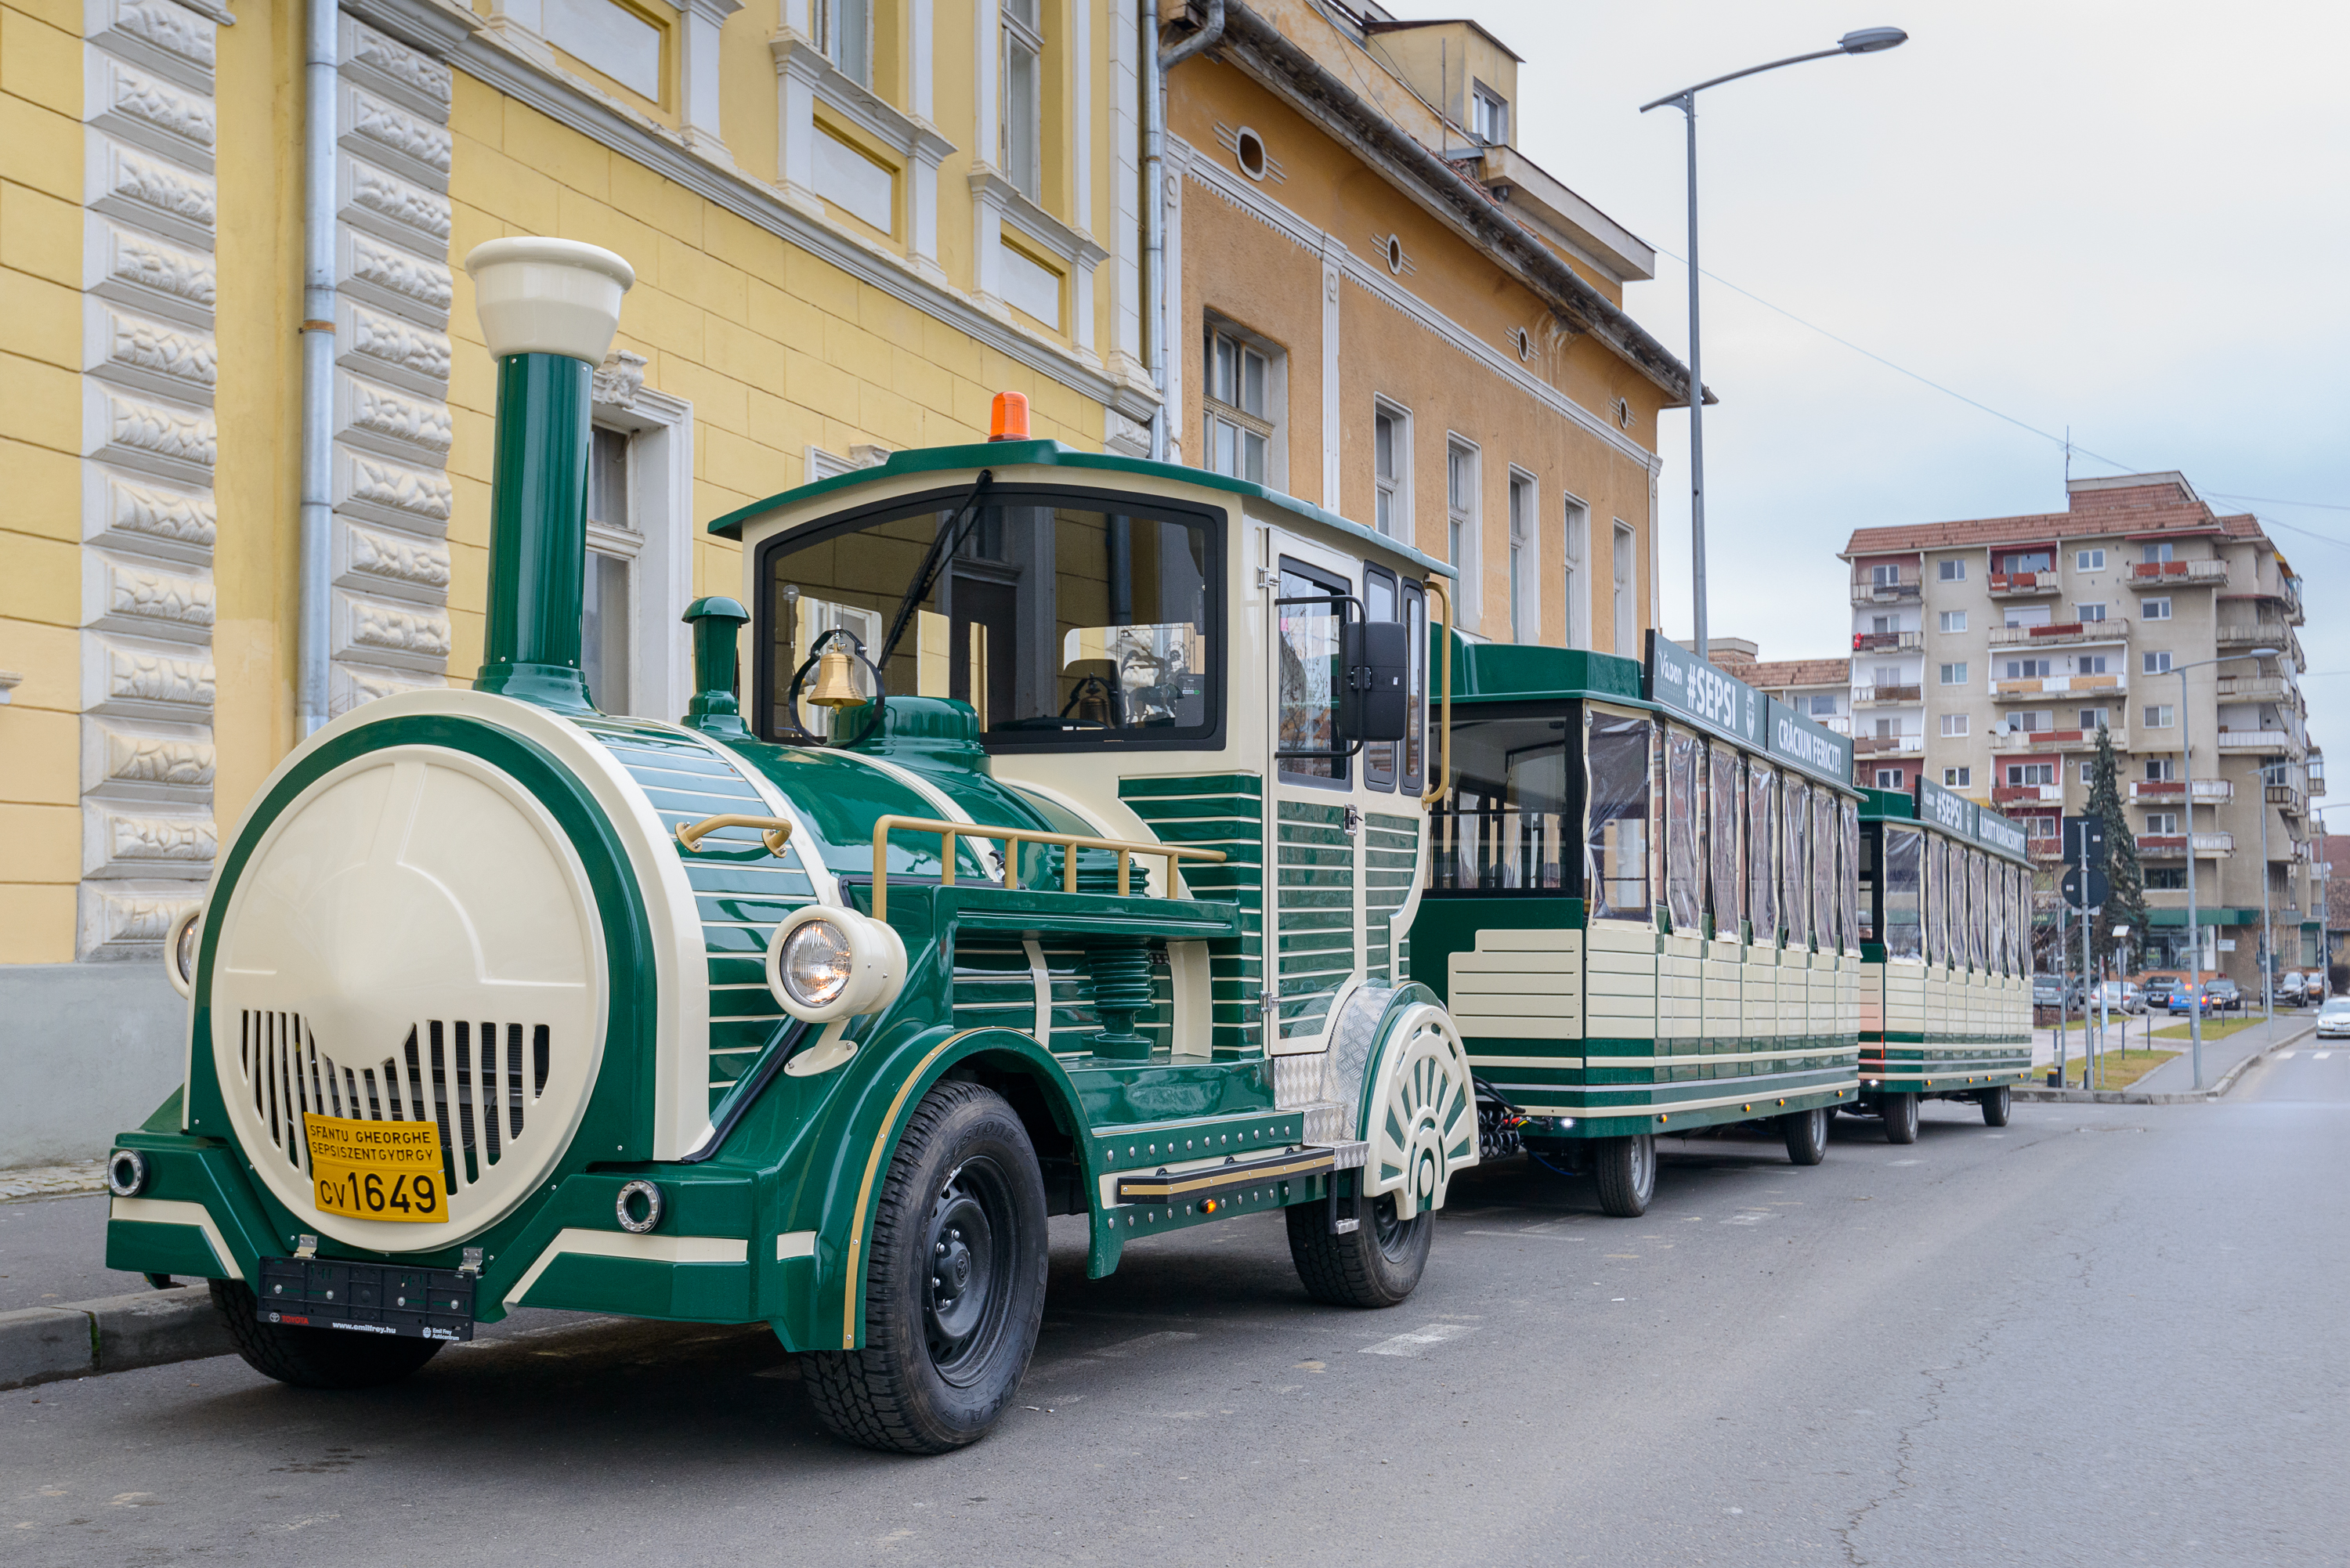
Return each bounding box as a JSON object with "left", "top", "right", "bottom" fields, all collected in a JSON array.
[{"left": 922, "top": 1160, "right": 1014, "bottom": 1386}]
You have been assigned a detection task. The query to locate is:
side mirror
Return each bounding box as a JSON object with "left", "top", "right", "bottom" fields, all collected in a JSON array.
[{"left": 1341, "top": 620, "right": 1409, "bottom": 742}]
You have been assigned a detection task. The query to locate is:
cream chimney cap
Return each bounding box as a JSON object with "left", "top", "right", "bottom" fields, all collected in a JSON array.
[{"left": 465, "top": 237, "right": 636, "bottom": 364}]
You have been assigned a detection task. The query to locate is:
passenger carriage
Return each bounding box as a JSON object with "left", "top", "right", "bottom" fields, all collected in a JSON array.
[
  {"left": 99, "top": 238, "right": 1480, "bottom": 1454},
  {"left": 1408, "top": 632, "right": 1865, "bottom": 1218},
  {"left": 1851, "top": 781, "right": 2035, "bottom": 1139}
]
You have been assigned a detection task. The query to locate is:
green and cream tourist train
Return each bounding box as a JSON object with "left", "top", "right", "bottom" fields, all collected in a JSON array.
[
  {"left": 101, "top": 239, "right": 1482, "bottom": 1454},
  {"left": 1850, "top": 779, "right": 2036, "bottom": 1140}
]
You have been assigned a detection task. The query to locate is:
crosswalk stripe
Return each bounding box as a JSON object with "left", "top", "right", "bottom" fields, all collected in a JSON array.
[
  {"left": 2314, "top": 1052, "right": 2334, "bottom": 1060},
  {"left": 1362, "top": 1323, "right": 1477, "bottom": 1357}
]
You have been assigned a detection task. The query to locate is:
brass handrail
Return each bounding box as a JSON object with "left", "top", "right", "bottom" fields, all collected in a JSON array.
[
  {"left": 868, "top": 815, "right": 1227, "bottom": 921},
  {"left": 676, "top": 813, "right": 794, "bottom": 856},
  {"left": 1420, "top": 575, "right": 1454, "bottom": 807}
]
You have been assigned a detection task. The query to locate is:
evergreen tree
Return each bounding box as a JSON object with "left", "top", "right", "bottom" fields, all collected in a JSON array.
[{"left": 2087, "top": 723, "right": 2146, "bottom": 971}]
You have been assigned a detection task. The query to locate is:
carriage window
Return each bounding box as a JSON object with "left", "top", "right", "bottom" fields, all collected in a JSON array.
[
  {"left": 1277, "top": 557, "right": 1347, "bottom": 784},
  {"left": 1665, "top": 729, "right": 1704, "bottom": 933},
  {"left": 1748, "top": 766, "right": 1779, "bottom": 942},
  {"left": 1858, "top": 819, "right": 1879, "bottom": 946},
  {"left": 1403, "top": 580, "right": 1426, "bottom": 794},
  {"left": 1987, "top": 854, "right": 2006, "bottom": 975},
  {"left": 1585, "top": 710, "right": 1653, "bottom": 920},
  {"left": 1811, "top": 789, "right": 1835, "bottom": 955},
  {"left": 1708, "top": 746, "right": 1744, "bottom": 934},
  {"left": 1972, "top": 851, "right": 1990, "bottom": 971},
  {"left": 1426, "top": 714, "right": 1570, "bottom": 894},
  {"left": 757, "top": 490, "right": 1217, "bottom": 749},
  {"left": 1929, "top": 838, "right": 1951, "bottom": 968},
  {"left": 1840, "top": 799, "right": 1860, "bottom": 954},
  {"left": 1365, "top": 566, "right": 1397, "bottom": 792},
  {"left": 1783, "top": 780, "right": 1812, "bottom": 951},
  {"left": 1882, "top": 826, "right": 1923, "bottom": 961}
]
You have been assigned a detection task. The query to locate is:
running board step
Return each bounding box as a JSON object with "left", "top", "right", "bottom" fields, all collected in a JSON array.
[{"left": 1114, "top": 1146, "right": 1336, "bottom": 1205}]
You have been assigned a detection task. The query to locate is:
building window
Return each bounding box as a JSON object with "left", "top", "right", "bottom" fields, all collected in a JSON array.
[
  {"left": 1611, "top": 521, "right": 1636, "bottom": 656},
  {"left": 2078, "top": 706, "right": 2110, "bottom": 731},
  {"left": 2029, "top": 815, "right": 2059, "bottom": 839},
  {"left": 1001, "top": 0, "right": 1043, "bottom": 200},
  {"left": 1938, "top": 559, "right": 1966, "bottom": 581},
  {"left": 2142, "top": 541, "right": 2174, "bottom": 564},
  {"left": 2146, "top": 757, "right": 2175, "bottom": 781},
  {"left": 2142, "top": 597, "right": 2172, "bottom": 620},
  {"left": 1446, "top": 441, "right": 1477, "bottom": 583},
  {"left": 547, "top": 0, "right": 664, "bottom": 102},
  {"left": 2080, "top": 655, "right": 2109, "bottom": 674},
  {"left": 1470, "top": 80, "right": 1509, "bottom": 144},
  {"left": 2146, "top": 867, "right": 2186, "bottom": 889},
  {"left": 1998, "top": 549, "right": 2054, "bottom": 575},
  {"left": 1943, "top": 767, "right": 1972, "bottom": 788},
  {"left": 2145, "top": 704, "right": 2175, "bottom": 729},
  {"left": 2077, "top": 602, "right": 2106, "bottom": 622},
  {"left": 2006, "top": 659, "right": 2051, "bottom": 679},
  {"left": 1507, "top": 471, "right": 1535, "bottom": 642},
  {"left": 2079, "top": 762, "right": 2096, "bottom": 785},
  {"left": 2144, "top": 651, "right": 2172, "bottom": 674},
  {"left": 1203, "top": 325, "right": 1274, "bottom": 485},
  {"left": 2008, "top": 763, "right": 2054, "bottom": 786},
  {"left": 2016, "top": 710, "right": 2052, "bottom": 732},
  {"left": 1562, "top": 494, "right": 1589, "bottom": 649},
  {"left": 2077, "top": 547, "right": 2106, "bottom": 570},
  {"left": 815, "top": 0, "right": 872, "bottom": 85},
  {"left": 2145, "top": 811, "right": 2179, "bottom": 835},
  {"left": 1872, "top": 616, "right": 1893, "bottom": 634},
  {"left": 1940, "top": 610, "right": 1967, "bottom": 634},
  {"left": 1941, "top": 713, "right": 1969, "bottom": 737},
  {"left": 1873, "top": 563, "right": 1900, "bottom": 588},
  {"left": 583, "top": 425, "right": 639, "bottom": 715},
  {"left": 1810, "top": 694, "right": 1837, "bottom": 716},
  {"left": 1939, "top": 662, "right": 1968, "bottom": 685},
  {"left": 1372, "top": 402, "right": 1409, "bottom": 538},
  {"left": 1875, "top": 768, "right": 1905, "bottom": 789}
]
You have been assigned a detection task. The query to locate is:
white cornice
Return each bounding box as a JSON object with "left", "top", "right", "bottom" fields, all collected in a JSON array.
[
  {"left": 772, "top": 31, "right": 954, "bottom": 164},
  {"left": 446, "top": 31, "right": 1157, "bottom": 421},
  {"left": 969, "top": 167, "right": 1109, "bottom": 266},
  {"left": 1181, "top": 149, "right": 1662, "bottom": 475}
]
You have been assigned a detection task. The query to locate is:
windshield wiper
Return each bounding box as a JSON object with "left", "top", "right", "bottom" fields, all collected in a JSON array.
[{"left": 873, "top": 471, "right": 992, "bottom": 675}]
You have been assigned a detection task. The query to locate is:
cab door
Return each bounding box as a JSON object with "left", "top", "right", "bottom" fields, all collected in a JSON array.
[{"left": 1266, "top": 527, "right": 1365, "bottom": 1054}]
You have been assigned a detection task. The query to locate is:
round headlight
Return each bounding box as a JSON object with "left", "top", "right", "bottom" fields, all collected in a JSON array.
[
  {"left": 164, "top": 905, "right": 201, "bottom": 999},
  {"left": 779, "top": 919, "right": 854, "bottom": 1009}
]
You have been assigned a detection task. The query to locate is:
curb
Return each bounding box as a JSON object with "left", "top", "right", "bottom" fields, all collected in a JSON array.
[
  {"left": 2016, "top": 1021, "right": 2316, "bottom": 1105},
  {"left": 0, "top": 1285, "right": 233, "bottom": 1393}
]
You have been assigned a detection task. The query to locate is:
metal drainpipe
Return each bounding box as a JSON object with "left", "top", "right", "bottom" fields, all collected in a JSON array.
[
  {"left": 296, "top": 0, "right": 338, "bottom": 737},
  {"left": 1145, "top": 0, "right": 1224, "bottom": 462}
]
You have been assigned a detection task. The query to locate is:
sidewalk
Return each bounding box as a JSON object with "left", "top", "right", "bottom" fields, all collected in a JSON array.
[{"left": 2023, "top": 1008, "right": 2315, "bottom": 1101}]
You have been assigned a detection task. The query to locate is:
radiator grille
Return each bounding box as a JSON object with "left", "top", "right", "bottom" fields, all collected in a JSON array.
[{"left": 240, "top": 1010, "right": 552, "bottom": 1196}]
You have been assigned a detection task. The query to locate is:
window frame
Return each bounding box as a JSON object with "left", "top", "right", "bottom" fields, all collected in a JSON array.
[
  {"left": 1611, "top": 520, "right": 1636, "bottom": 656},
  {"left": 1940, "top": 610, "right": 1968, "bottom": 633},
  {"left": 1372, "top": 398, "right": 1411, "bottom": 541},
  {"left": 1562, "top": 493, "right": 1590, "bottom": 649},
  {"left": 1000, "top": 0, "right": 1043, "bottom": 201},
  {"left": 1423, "top": 699, "right": 1576, "bottom": 899},
  {"left": 1202, "top": 320, "right": 1280, "bottom": 488},
  {"left": 2141, "top": 596, "right": 2172, "bottom": 620},
  {"left": 2077, "top": 547, "right": 2106, "bottom": 570},
  {"left": 1507, "top": 468, "right": 1536, "bottom": 643},
  {"left": 1275, "top": 552, "right": 1353, "bottom": 788},
  {"left": 1445, "top": 437, "right": 1480, "bottom": 626}
]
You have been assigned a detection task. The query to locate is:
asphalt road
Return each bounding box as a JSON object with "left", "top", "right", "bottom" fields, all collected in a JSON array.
[{"left": 5, "top": 1090, "right": 2345, "bottom": 1567}]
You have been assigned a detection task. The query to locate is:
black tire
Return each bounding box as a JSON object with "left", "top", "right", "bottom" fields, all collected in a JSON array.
[
  {"left": 1884, "top": 1092, "right": 1921, "bottom": 1144},
  {"left": 801, "top": 1081, "right": 1047, "bottom": 1454},
  {"left": 1592, "top": 1133, "right": 1655, "bottom": 1217},
  {"left": 1781, "top": 1107, "right": 1829, "bottom": 1166},
  {"left": 1285, "top": 1183, "right": 1431, "bottom": 1308},
  {"left": 1979, "top": 1086, "right": 2012, "bottom": 1127},
  {"left": 208, "top": 1279, "right": 443, "bottom": 1389}
]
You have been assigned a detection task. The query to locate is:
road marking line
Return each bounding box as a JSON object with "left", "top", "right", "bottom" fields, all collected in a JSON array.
[
  {"left": 1466, "top": 1228, "right": 1585, "bottom": 1241},
  {"left": 1889, "top": 1159, "right": 1923, "bottom": 1166},
  {"left": 2277, "top": 1050, "right": 2298, "bottom": 1059},
  {"left": 1361, "top": 1323, "right": 1477, "bottom": 1358},
  {"left": 1091, "top": 1331, "right": 1199, "bottom": 1358},
  {"left": 1719, "top": 1212, "right": 1773, "bottom": 1225},
  {"left": 2313, "top": 1052, "right": 2333, "bottom": 1060}
]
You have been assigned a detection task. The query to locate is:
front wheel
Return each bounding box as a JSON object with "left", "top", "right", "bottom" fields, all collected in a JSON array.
[
  {"left": 1979, "top": 1086, "right": 2012, "bottom": 1127},
  {"left": 801, "top": 1081, "right": 1047, "bottom": 1454},
  {"left": 209, "top": 1280, "right": 443, "bottom": 1389},
  {"left": 1593, "top": 1133, "right": 1656, "bottom": 1217},
  {"left": 1883, "top": 1092, "right": 1921, "bottom": 1144},
  {"left": 1286, "top": 1184, "right": 1431, "bottom": 1308},
  {"left": 1781, "top": 1107, "right": 1829, "bottom": 1166}
]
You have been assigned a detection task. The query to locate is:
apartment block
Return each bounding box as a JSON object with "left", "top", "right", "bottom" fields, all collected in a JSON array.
[{"left": 1841, "top": 472, "right": 2326, "bottom": 982}]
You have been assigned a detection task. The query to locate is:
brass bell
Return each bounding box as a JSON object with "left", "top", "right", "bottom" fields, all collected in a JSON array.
[
  {"left": 808, "top": 645, "right": 865, "bottom": 708},
  {"left": 1068, "top": 681, "right": 1115, "bottom": 727}
]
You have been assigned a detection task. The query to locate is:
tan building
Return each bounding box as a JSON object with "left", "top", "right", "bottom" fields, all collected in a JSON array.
[{"left": 1841, "top": 472, "right": 2326, "bottom": 983}]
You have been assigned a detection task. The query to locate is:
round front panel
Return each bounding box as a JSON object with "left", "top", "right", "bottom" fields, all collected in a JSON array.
[{"left": 211, "top": 745, "right": 606, "bottom": 1250}]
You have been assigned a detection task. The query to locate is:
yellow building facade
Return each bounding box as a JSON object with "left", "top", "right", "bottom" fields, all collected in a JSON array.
[{"left": 0, "top": 0, "right": 1685, "bottom": 1162}]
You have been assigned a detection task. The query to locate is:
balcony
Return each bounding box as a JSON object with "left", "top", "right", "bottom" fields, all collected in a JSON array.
[
  {"left": 2128, "top": 558, "right": 2228, "bottom": 587},
  {"left": 2267, "top": 782, "right": 2307, "bottom": 818},
  {"left": 1993, "top": 782, "right": 2065, "bottom": 805},
  {"left": 2311, "top": 755, "right": 2326, "bottom": 797},
  {"left": 2216, "top": 617, "right": 2289, "bottom": 649},
  {"left": 2137, "top": 833, "right": 2235, "bottom": 860},
  {"left": 2215, "top": 674, "right": 2290, "bottom": 703},
  {"left": 1853, "top": 735, "right": 1922, "bottom": 759},
  {"left": 2217, "top": 729, "right": 2301, "bottom": 754},
  {"left": 2027, "top": 838, "right": 2066, "bottom": 862},
  {"left": 1850, "top": 629, "right": 1922, "bottom": 653},
  {"left": 1852, "top": 579, "right": 1922, "bottom": 607},
  {"left": 1990, "top": 727, "right": 2123, "bottom": 753},
  {"left": 1987, "top": 571, "right": 2060, "bottom": 598},
  {"left": 1990, "top": 674, "right": 2125, "bottom": 700},
  {"left": 2130, "top": 779, "right": 2232, "bottom": 804},
  {"left": 1853, "top": 685, "right": 1922, "bottom": 706},
  {"left": 1987, "top": 617, "right": 2130, "bottom": 648}
]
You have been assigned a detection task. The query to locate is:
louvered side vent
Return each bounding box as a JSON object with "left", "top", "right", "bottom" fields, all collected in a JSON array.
[{"left": 239, "top": 1011, "right": 553, "bottom": 1195}]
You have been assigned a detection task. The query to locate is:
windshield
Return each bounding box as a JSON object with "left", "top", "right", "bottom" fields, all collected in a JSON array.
[{"left": 755, "top": 487, "right": 1220, "bottom": 749}]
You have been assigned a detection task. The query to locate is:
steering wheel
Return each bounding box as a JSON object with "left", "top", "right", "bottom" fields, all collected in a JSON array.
[{"left": 778, "top": 628, "right": 887, "bottom": 749}]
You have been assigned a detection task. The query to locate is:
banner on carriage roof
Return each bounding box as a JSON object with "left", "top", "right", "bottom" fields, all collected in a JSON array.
[
  {"left": 1972, "top": 801, "right": 2029, "bottom": 859},
  {"left": 1764, "top": 697, "right": 1853, "bottom": 791},
  {"left": 1644, "top": 631, "right": 1763, "bottom": 749},
  {"left": 1915, "top": 776, "right": 1975, "bottom": 837}
]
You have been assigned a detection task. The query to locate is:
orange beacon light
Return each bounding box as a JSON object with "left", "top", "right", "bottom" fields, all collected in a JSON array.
[{"left": 988, "top": 391, "right": 1030, "bottom": 441}]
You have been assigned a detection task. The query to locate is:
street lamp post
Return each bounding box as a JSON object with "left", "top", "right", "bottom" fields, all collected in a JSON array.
[
  {"left": 2173, "top": 649, "right": 2278, "bottom": 1089},
  {"left": 1640, "top": 27, "right": 1907, "bottom": 663}
]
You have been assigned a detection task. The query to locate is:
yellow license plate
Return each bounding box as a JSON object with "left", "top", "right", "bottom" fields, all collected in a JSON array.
[{"left": 304, "top": 1115, "right": 448, "bottom": 1223}]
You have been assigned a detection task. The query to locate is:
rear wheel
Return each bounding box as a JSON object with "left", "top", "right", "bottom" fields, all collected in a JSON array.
[
  {"left": 1286, "top": 1183, "right": 1431, "bottom": 1308},
  {"left": 801, "top": 1081, "right": 1047, "bottom": 1454},
  {"left": 1781, "top": 1107, "right": 1829, "bottom": 1166},
  {"left": 209, "top": 1279, "right": 443, "bottom": 1389},
  {"left": 1883, "top": 1092, "right": 1921, "bottom": 1144},
  {"left": 1592, "top": 1133, "right": 1655, "bottom": 1217},
  {"left": 1979, "top": 1086, "right": 2012, "bottom": 1127}
]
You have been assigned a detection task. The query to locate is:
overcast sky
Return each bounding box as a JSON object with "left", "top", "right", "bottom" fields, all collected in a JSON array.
[{"left": 1379, "top": 0, "right": 2350, "bottom": 807}]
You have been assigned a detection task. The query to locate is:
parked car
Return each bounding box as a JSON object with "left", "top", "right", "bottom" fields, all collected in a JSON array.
[
  {"left": 2090, "top": 981, "right": 2145, "bottom": 1015},
  {"left": 2205, "top": 977, "right": 2244, "bottom": 1013},
  {"left": 2167, "top": 985, "right": 2218, "bottom": 1017},
  {"left": 2032, "top": 975, "right": 2083, "bottom": 1013},
  {"left": 2141, "top": 974, "right": 2183, "bottom": 1009},
  {"left": 2317, "top": 998, "right": 2350, "bottom": 1039},
  {"left": 2277, "top": 971, "right": 2310, "bottom": 1006}
]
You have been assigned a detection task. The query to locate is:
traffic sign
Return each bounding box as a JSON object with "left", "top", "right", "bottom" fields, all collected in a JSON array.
[
  {"left": 2063, "top": 815, "right": 2108, "bottom": 873},
  {"left": 2061, "top": 865, "right": 2111, "bottom": 909}
]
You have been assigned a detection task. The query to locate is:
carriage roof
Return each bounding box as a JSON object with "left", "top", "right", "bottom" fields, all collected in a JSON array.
[{"left": 1860, "top": 777, "right": 2034, "bottom": 866}]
